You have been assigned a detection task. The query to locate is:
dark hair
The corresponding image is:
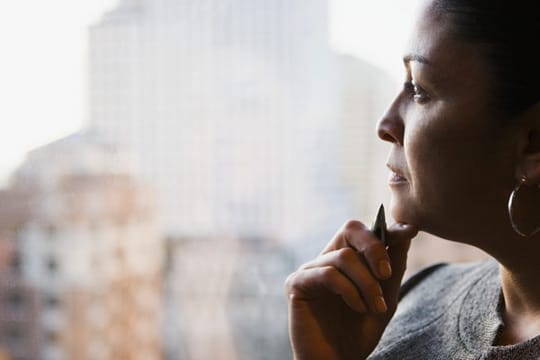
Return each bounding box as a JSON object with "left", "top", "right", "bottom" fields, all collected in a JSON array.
[{"left": 434, "top": 0, "right": 540, "bottom": 116}]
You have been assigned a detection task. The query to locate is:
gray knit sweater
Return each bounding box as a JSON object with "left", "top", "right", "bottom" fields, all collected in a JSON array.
[{"left": 368, "top": 260, "right": 540, "bottom": 360}]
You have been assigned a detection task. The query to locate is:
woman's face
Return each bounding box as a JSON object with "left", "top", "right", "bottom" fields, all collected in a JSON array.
[{"left": 377, "top": 1, "right": 521, "bottom": 243}]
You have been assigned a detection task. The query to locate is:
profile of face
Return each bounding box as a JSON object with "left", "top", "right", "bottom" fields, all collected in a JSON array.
[{"left": 377, "top": 0, "right": 526, "bottom": 245}]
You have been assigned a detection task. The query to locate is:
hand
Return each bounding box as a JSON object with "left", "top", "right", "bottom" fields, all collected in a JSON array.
[{"left": 285, "top": 220, "right": 418, "bottom": 360}]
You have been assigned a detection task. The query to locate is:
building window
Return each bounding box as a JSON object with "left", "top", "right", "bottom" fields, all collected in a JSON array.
[
  {"left": 10, "top": 252, "right": 22, "bottom": 273},
  {"left": 45, "top": 295, "right": 61, "bottom": 308},
  {"left": 4, "top": 325, "right": 23, "bottom": 347},
  {"left": 45, "top": 256, "right": 59, "bottom": 274},
  {"left": 5, "top": 292, "right": 25, "bottom": 311},
  {"left": 46, "top": 224, "right": 57, "bottom": 237},
  {"left": 45, "top": 330, "right": 60, "bottom": 344}
]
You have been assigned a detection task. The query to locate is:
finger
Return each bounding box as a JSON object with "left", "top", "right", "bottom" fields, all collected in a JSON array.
[
  {"left": 381, "top": 223, "right": 418, "bottom": 309},
  {"left": 321, "top": 219, "right": 369, "bottom": 254},
  {"left": 321, "top": 220, "right": 392, "bottom": 281},
  {"left": 386, "top": 222, "right": 419, "bottom": 248},
  {"left": 285, "top": 266, "right": 368, "bottom": 313},
  {"left": 300, "top": 248, "right": 388, "bottom": 313}
]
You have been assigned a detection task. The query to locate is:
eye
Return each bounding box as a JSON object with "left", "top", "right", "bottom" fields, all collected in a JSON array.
[{"left": 404, "top": 80, "right": 430, "bottom": 104}]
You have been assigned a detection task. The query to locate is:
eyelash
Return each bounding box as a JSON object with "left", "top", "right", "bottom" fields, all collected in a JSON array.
[{"left": 404, "top": 80, "right": 429, "bottom": 104}]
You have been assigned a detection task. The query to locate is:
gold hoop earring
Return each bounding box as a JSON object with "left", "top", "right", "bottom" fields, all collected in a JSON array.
[{"left": 508, "top": 176, "right": 540, "bottom": 237}]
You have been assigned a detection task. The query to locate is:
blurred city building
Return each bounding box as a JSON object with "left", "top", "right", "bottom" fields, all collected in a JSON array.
[
  {"left": 225, "top": 237, "right": 295, "bottom": 360},
  {"left": 0, "top": 194, "right": 41, "bottom": 360},
  {"left": 163, "top": 235, "right": 240, "bottom": 359},
  {"left": 85, "top": 1, "right": 433, "bottom": 359},
  {"left": 163, "top": 235, "right": 294, "bottom": 360},
  {"left": 0, "top": 1, "right": 491, "bottom": 359},
  {"left": 3, "top": 131, "right": 163, "bottom": 360},
  {"left": 0, "top": 2, "right": 489, "bottom": 359},
  {"left": 88, "top": 0, "right": 351, "bottom": 248},
  {"left": 335, "top": 55, "right": 397, "bottom": 222}
]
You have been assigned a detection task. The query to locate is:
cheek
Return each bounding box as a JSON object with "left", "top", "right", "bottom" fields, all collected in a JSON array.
[
  {"left": 402, "top": 116, "right": 478, "bottom": 215},
  {"left": 406, "top": 108, "right": 487, "bottom": 183},
  {"left": 401, "top": 113, "right": 508, "bottom": 232},
  {"left": 405, "top": 121, "right": 448, "bottom": 189}
]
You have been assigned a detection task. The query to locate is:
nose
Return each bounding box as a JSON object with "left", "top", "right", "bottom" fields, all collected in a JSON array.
[{"left": 376, "top": 95, "right": 405, "bottom": 146}]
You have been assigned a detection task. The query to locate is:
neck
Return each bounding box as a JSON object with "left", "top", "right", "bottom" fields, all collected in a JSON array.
[
  {"left": 497, "top": 235, "right": 540, "bottom": 343},
  {"left": 501, "top": 265, "right": 540, "bottom": 313}
]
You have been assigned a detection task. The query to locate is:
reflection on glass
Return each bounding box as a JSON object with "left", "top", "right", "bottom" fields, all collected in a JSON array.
[{"left": 0, "top": 1, "right": 487, "bottom": 359}]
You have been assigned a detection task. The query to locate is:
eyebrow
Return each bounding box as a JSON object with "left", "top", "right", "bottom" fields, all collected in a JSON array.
[{"left": 403, "top": 54, "right": 431, "bottom": 65}]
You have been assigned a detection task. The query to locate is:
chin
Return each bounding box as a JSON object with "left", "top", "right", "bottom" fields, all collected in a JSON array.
[
  {"left": 389, "top": 196, "right": 420, "bottom": 227},
  {"left": 391, "top": 199, "right": 452, "bottom": 240}
]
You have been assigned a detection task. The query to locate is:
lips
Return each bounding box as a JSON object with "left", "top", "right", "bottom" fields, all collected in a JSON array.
[
  {"left": 386, "top": 164, "right": 408, "bottom": 184},
  {"left": 389, "top": 172, "right": 407, "bottom": 183}
]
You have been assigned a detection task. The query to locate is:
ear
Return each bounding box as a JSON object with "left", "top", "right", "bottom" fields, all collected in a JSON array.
[{"left": 517, "top": 102, "right": 540, "bottom": 183}]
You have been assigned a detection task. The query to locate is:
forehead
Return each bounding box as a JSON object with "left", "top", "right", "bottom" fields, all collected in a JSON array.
[{"left": 404, "top": 2, "right": 492, "bottom": 90}]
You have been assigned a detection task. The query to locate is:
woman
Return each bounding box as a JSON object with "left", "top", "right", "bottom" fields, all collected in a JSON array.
[{"left": 285, "top": 0, "right": 540, "bottom": 359}]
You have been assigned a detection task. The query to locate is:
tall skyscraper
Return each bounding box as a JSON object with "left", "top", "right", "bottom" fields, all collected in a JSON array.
[
  {"left": 335, "top": 55, "right": 397, "bottom": 221},
  {"left": 89, "top": 0, "right": 350, "bottom": 247}
]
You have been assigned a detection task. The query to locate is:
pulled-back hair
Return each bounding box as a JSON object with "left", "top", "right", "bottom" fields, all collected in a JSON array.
[{"left": 434, "top": 0, "right": 540, "bottom": 116}]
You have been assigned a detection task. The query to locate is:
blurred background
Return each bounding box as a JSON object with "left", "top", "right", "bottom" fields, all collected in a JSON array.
[{"left": 0, "top": 1, "right": 488, "bottom": 359}]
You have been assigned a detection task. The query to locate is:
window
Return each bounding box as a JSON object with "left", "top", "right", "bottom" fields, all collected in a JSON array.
[
  {"left": 6, "top": 292, "right": 25, "bottom": 311},
  {"left": 10, "top": 252, "right": 22, "bottom": 273},
  {"left": 45, "top": 295, "right": 61, "bottom": 308},
  {"left": 4, "top": 325, "right": 23, "bottom": 347},
  {"left": 1, "top": 2, "right": 490, "bottom": 360},
  {"left": 46, "top": 224, "right": 57, "bottom": 237},
  {"left": 45, "top": 257, "right": 58, "bottom": 274},
  {"left": 45, "top": 330, "right": 60, "bottom": 344}
]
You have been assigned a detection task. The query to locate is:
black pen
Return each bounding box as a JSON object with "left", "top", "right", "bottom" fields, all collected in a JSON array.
[{"left": 371, "top": 204, "right": 387, "bottom": 247}]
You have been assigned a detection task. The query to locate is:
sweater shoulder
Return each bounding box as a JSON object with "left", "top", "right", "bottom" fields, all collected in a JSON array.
[
  {"left": 398, "top": 262, "right": 449, "bottom": 300},
  {"left": 369, "top": 260, "right": 498, "bottom": 359},
  {"left": 396, "top": 260, "right": 496, "bottom": 324},
  {"left": 398, "top": 260, "right": 493, "bottom": 300}
]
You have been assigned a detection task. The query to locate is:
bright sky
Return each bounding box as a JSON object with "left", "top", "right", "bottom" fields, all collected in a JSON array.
[{"left": 0, "top": 0, "right": 422, "bottom": 187}]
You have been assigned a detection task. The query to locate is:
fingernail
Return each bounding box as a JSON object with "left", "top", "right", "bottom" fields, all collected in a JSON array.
[
  {"left": 378, "top": 260, "right": 392, "bottom": 278},
  {"left": 375, "top": 296, "right": 388, "bottom": 313}
]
